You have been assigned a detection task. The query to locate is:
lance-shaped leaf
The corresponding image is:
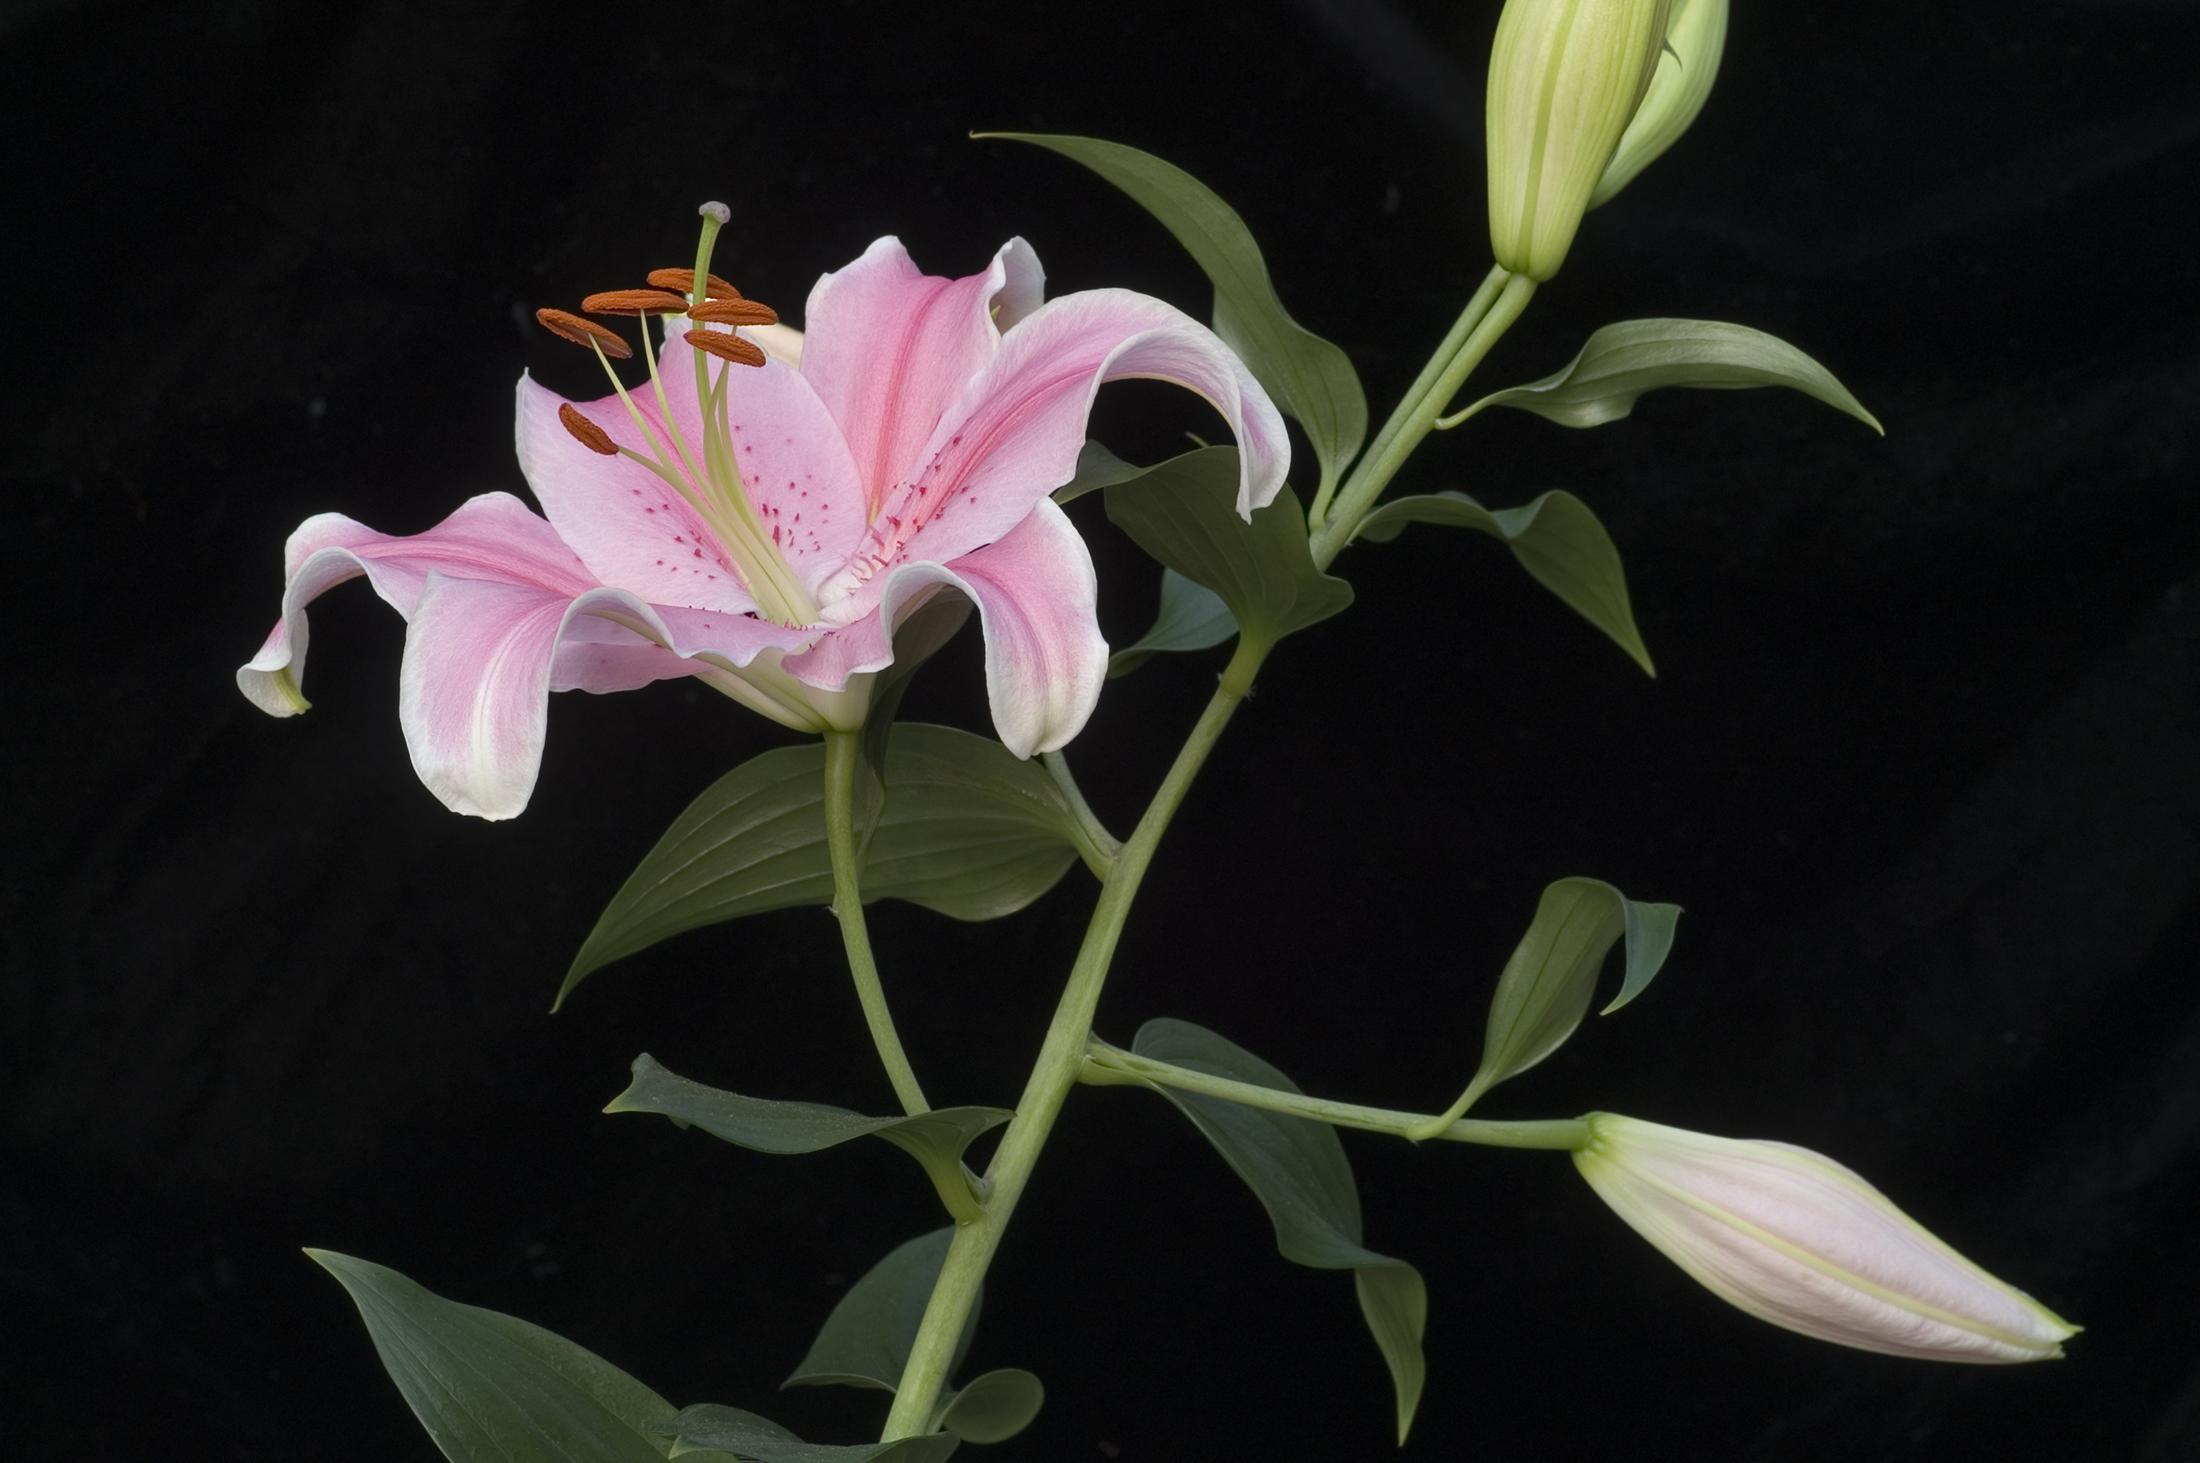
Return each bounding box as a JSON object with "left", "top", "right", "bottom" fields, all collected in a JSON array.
[
  {"left": 983, "top": 132, "right": 1367, "bottom": 499},
  {"left": 1104, "top": 446, "right": 1352, "bottom": 652},
  {"left": 606, "top": 1055, "right": 1010, "bottom": 1224},
  {"left": 1447, "top": 318, "right": 1882, "bottom": 433},
  {"left": 1467, "top": 878, "right": 1681, "bottom": 1109},
  {"left": 305, "top": 1249, "right": 733, "bottom": 1463},
  {"left": 1353, "top": 490, "right": 1653, "bottom": 675},
  {"left": 856, "top": 595, "right": 974, "bottom": 851},
  {"left": 933, "top": 1370, "right": 1045, "bottom": 1445},
  {"left": 1109, "top": 568, "right": 1237, "bottom": 677},
  {"left": 1126, "top": 1019, "right": 1428, "bottom": 1443},
  {"left": 661, "top": 1406, "right": 959, "bottom": 1463},
  {"left": 786, "top": 1228, "right": 981, "bottom": 1394},
  {"left": 562, "top": 725, "right": 1105, "bottom": 1008},
  {"left": 1052, "top": 440, "right": 1151, "bottom": 505}
]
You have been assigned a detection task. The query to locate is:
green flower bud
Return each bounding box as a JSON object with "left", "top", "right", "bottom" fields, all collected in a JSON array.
[
  {"left": 1590, "top": 0, "right": 1728, "bottom": 207},
  {"left": 1486, "top": 0, "right": 1673, "bottom": 281}
]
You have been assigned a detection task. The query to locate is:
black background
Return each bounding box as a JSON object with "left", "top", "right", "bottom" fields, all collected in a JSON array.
[{"left": 6, "top": 1, "right": 2198, "bottom": 1459}]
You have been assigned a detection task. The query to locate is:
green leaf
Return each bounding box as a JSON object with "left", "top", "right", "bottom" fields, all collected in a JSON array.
[
  {"left": 305, "top": 1249, "right": 730, "bottom": 1463},
  {"left": 856, "top": 595, "right": 975, "bottom": 851},
  {"left": 934, "top": 1369, "right": 1045, "bottom": 1444},
  {"left": 786, "top": 1228, "right": 982, "bottom": 1394},
  {"left": 662, "top": 1406, "right": 958, "bottom": 1463},
  {"left": 1354, "top": 489, "right": 1654, "bottom": 675},
  {"left": 1052, "top": 440, "right": 1150, "bottom": 505},
  {"left": 983, "top": 132, "right": 1367, "bottom": 497},
  {"left": 562, "top": 725, "right": 1102, "bottom": 1008},
  {"left": 1126, "top": 1019, "right": 1427, "bottom": 1443},
  {"left": 606, "top": 1055, "right": 1009, "bottom": 1223},
  {"left": 1471, "top": 878, "right": 1681, "bottom": 1102},
  {"left": 1108, "top": 568, "right": 1237, "bottom": 677},
  {"left": 1452, "top": 318, "right": 1882, "bottom": 434},
  {"left": 1103, "top": 446, "right": 1352, "bottom": 651}
]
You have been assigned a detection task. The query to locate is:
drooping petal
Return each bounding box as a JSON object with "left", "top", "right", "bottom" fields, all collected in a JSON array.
[
  {"left": 398, "top": 575, "right": 818, "bottom": 819},
  {"left": 823, "top": 288, "right": 1291, "bottom": 617},
  {"left": 785, "top": 498, "right": 1105, "bottom": 758},
  {"left": 796, "top": 236, "right": 1045, "bottom": 518},
  {"left": 237, "top": 493, "right": 598, "bottom": 716}
]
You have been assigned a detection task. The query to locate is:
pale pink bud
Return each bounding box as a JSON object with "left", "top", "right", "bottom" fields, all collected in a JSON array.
[{"left": 1574, "top": 1113, "right": 2078, "bottom": 1362}]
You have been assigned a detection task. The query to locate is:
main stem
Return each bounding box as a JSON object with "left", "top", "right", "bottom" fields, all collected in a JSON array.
[
  {"left": 879, "top": 639, "right": 1266, "bottom": 1439},
  {"left": 822, "top": 731, "right": 930, "bottom": 1117}
]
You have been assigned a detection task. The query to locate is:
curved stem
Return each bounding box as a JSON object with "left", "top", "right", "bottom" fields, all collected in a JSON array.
[
  {"left": 1310, "top": 270, "right": 1537, "bottom": 571},
  {"left": 879, "top": 639, "right": 1265, "bottom": 1440},
  {"left": 822, "top": 731, "right": 929, "bottom": 1117},
  {"left": 1080, "top": 1040, "right": 1586, "bottom": 1152}
]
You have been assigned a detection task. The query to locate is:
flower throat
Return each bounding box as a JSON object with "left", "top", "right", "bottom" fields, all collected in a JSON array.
[{"left": 537, "top": 202, "right": 818, "bottom": 627}]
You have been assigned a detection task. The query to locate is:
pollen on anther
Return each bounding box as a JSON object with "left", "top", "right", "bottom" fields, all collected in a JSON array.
[
  {"left": 557, "top": 403, "right": 618, "bottom": 455},
  {"left": 582, "top": 288, "right": 690, "bottom": 316},
  {"left": 647, "top": 267, "right": 741, "bottom": 301},
  {"left": 688, "top": 299, "right": 779, "bottom": 327},
  {"left": 536, "top": 308, "right": 632, "bottom": 359},
  {"left": 684, "top": 329, "right": 768, "bottom": 367}
]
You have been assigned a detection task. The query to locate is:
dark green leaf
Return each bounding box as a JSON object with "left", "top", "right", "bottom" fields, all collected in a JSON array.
[
  {"left": 1126, "top": 1019, "right": 1427, "bottom": 1442},
  {"left": 1103, "top": 446, "right": 1352, "bottom": 651},
  {"left": 934, "top": 1369, "right": 1045, "bottom": 1444},
  {"left": 305, "top": 1249, "right": 729, "bottom": 1463},
  {"left": 1052, "top": 440, "right": 1150, "bottom": 505},
  {"left": 1454, "top": 318, "right": 1882, "bottom": 433},
  {"left": 1471, "top": 878, "right": 1681, "bottom": 1102},
  {"left": 562, "top": 725, "right": 1103, "bottom": 1008},
  {"left": 662, "top": 1406, "right": 958, "bottom": 1463},
  {"left": 983, "top": 133, "right": 1367, "bottom": 497},
  {"left": 786, "top": 1228, "right": 981, "bottom": 1393},
  {"left": 1108, "top": 568, "right": 1237, "bottom": 677},
  {"left": 1354, "top": 489, "right": 1654, "bottom": 675},
  {"left": 606, "top": 1056, "right": 1007, "bottom": 1223},
  {"left": 857, "top": 596, "right": 975, "bottom": 851}
]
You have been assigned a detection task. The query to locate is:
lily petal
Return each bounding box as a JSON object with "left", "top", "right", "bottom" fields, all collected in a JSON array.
[
  {"left": 237, "top": 493, "right": 597, "bottom": 717},
  {"left": 400, "top": 576, "right": 818, "bottom": 819},
  {"left": 830, "top": 288, "right": 1290, "bottom": 616},
  {"left": 516, "top": 351, "right": 871, "bottom": 609},
  {"left": 784, "top": 498, "right": 1105, "bottom": 757},
  {"left": 797, "top": 236, "right": 1045, "bottom": 520}
]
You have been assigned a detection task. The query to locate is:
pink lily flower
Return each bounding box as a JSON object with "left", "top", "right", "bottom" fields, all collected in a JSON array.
[{"left": 238, "top": 205, "right": 1289, "bottom": 818}]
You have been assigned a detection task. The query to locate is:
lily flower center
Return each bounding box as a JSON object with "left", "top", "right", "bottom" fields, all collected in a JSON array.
[{"left": 536, "top": 202, "right": 819, "bottom": 627}]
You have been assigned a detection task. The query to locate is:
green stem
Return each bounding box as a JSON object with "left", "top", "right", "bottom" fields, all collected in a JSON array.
[
  {"left": 1080, "top": 1040, "right": 1586, "bottom": 1152},
  {"left": 1310, "top": 270, "right": 1537, "bottom": 571},
  {"left": 879, "top": 639, "right": 1266, "bottom": 1440},
  {"left": 1041, "top": 749, "right": 1122, "bottom": 868},
  {"left": 1309, "top": 263, "right": 1509, "bottom": 534},
  {"left": 822, "top": 731, "right": 930, "bottom": 1117}
]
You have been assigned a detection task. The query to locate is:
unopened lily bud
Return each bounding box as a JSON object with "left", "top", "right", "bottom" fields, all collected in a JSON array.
[
  {"left": 1486, "top": 0, "right": 1673, "bottom": 281},
  {"left": 1574, "top": 1114, "right": 2078, "bottom": 1362},
  {"left": 1590, "top": 0, "right": 1728, "bottom": 207}
]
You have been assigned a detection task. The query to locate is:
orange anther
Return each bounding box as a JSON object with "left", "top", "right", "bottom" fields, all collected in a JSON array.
[
  {"left": 581, "top": 288, "right": 691, "bottom": 316},
  {"left": 535, "top": 307, "right": 632, "bottom": 359},
  {"left": 688, "top": 299, "right": 779, "bottom": 327},
  {"left": 557, "top": 403, "right": 619, "bottom": 455},
  {"left": 647, "top": 267, "right": 741, "bottom": 301},
  {"left": 683, "top": 328, "right": 768, "bottom": 367}
]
